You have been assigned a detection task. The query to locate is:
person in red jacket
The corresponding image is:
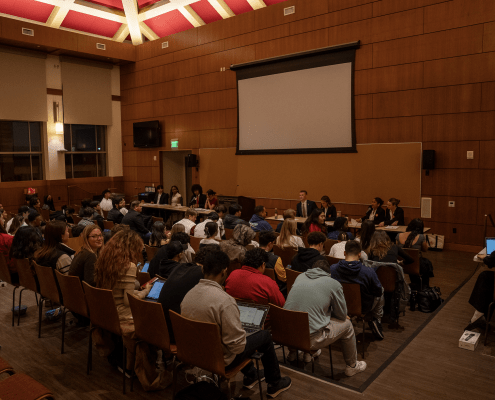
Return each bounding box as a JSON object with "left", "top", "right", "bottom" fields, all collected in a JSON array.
[{"left": 225, "top": 248, "right": 285, "bottom": 320}]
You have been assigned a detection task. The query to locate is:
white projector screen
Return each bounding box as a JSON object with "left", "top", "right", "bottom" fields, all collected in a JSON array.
[{"left": 232, "top": 43, "right": 358, "bottom": 155}]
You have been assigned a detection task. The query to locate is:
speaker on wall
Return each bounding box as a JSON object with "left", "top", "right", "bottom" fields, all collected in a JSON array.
[
  {"left": 422, "top": 150, "right": 435, "bottom": 175},
  {"left": 185, "top": 154, "right": 197, "bottom": 168}
]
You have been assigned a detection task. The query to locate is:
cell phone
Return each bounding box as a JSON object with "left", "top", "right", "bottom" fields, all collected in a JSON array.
[{"left": 141, "top": 277, "right": 158, "bottom": 290}]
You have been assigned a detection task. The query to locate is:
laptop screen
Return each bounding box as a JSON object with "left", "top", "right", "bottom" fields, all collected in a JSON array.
[
  {"left": 146, "top": 280, "right": 164, "bottom": 301},
  {"left": 141, "top": 262, "right": 150, "bottom": 273},
  {"left": 486, "top": 238, "right": 495, "bottom": 256},
  {"left": 238, "top": 304, "right": 268, "bottom": 327}
]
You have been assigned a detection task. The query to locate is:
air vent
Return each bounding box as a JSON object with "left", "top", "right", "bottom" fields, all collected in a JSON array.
[
  {"left": 162, "top": 41, "right": 169, "bottom": 49},
  {"left": 96, "top": 43, "right": 106, "bottom": 50},
  {"left": 22, "top": 28, "right": 34, "bottom": 37},
  {"left": 421, "top": 197, "right": 432, "bottom": 219},
  {"left": 284, "top": 6, "right": 295, "bottom": 16}
]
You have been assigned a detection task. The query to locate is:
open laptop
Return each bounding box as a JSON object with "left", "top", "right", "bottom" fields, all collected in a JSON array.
[
  {"left": 236, "top": 301, "right": 270, "bottom": 337},
  {"left": 486, "top": 238, "right": 495, "bottom": 256},
  {"left": 144, "top": 279, "right": 166, "bottom": 303}
]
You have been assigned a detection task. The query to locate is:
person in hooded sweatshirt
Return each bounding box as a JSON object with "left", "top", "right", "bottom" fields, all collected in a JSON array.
[
  {"left": 224, "top": 203, "right": 249, "bottom": 230},
  {"left": 284, "top": 259, "right": 367, "bottom": 375},
  {"left": 290, "top": 231, "right": 327, "bottom": 273},
  {"left": 148, "top": 241, "right": 187, "bottom": 279},
  {"left": 249, "top": 205, "right": 273, "bottom": 232},
  {"left": 330, "top": 240, "right": 385, "bottom": 341}
]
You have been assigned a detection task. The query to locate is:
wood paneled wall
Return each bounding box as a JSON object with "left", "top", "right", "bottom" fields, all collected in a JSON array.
[{"left": 120, "top": 0, "right": 495, "bottom": 250}]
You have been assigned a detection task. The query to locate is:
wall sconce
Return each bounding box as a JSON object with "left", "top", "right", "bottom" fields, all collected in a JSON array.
[{"left": 53, "top": 101, "right": 63, "bottom": 134}]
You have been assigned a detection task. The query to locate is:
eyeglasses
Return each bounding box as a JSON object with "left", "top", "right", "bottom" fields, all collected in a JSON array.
[{"left": 89, "top": 234, "right": 104, "bottom": 239}]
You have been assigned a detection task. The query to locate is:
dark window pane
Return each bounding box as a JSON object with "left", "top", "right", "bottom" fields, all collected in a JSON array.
[
  {"left": 0, "top": 155, "right": 31, "bottom": 182},
  {"left": 72, "top": 154, "right": 97, "bottom": 178},
  {"left": 64, "top": 124, "right": 71, "bottom": 151},
  {"left": 72, "top": 124, "right": 96, "bottom": 151},
  {"left": 31, "top": 155, "right": 42, "bottom": 180},
  {"left": 12, "top": 122, "right": 30, "bottom": 152},
  {"left": 96, "top": 126, "right": 106, "bottom": 151},
  {"left": 97, "top": 153, "right": 107, "bottom": 177},
  {"left": 65, "top": 154, "right": 72, "bottom": 179},
  {"left": 0, "top": 122, "right": 13, "bottom": 152},
  {"left": 0, "top": 154, "right": 15, "bottom": 181},
  {"left": 30, "top": 122, "right": 41, "bottom": 152}
]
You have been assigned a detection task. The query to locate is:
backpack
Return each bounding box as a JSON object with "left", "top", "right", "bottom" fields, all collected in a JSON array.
[
  {"left": 175, "top": 382, "right": 229, "bottom": 400},
  {"left": 416, "top": 286, "right": 444, "bottom": 313}
]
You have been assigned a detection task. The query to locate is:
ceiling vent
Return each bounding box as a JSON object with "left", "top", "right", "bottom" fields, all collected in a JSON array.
[
  {"left": 162, "top": 41, "right": 169, "bottom": 49},
  {"left": 96, "top": 43, "right": 106, "bottom": 50},
  {"left": 421, "top": 197, "right": 432, "bottom": 219},
  {"left": 284, "top": 6, "right": 295, "bottom": 16},
  {"left": 22, "top": 27, "right": 34, "bottom": 36}
]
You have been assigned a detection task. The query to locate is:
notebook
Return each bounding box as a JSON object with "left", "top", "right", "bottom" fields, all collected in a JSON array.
[
  {"left": 145, "top": 279, "right": 165, "bottom": 302},
  {"left": 236, "top": 302, "right": 269, "bottom": 337},
  {"left": 141, "top": 262, "right": 150, "bottom": 273},
  {"left": 485, "top": 238, "right": 495, "bottom": 256}
]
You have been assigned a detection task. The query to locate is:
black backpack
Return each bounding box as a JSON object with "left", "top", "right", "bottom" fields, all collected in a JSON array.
[{"left": 416, "top": 286, "right": 444, "bottom": 313}]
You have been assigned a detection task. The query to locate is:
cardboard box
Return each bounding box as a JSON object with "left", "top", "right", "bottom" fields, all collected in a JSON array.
[{"left": 459, "top": 330, "right": 481, "bottom": 351}]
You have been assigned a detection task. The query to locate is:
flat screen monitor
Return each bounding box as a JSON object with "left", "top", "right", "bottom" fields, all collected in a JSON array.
[{"left": 133, "top": 121, "right": 161, "bottom": 148}]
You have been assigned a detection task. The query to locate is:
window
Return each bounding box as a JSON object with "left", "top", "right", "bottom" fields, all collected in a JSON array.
[
  {"left": 0, "top": 121, "right": 43, "bottom": 182},
  {"left": 64, "top": 124, "right": 107, "bottom": 179}
]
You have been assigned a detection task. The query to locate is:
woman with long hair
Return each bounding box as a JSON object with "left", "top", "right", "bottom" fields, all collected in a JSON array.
[
  {"left": 149, "top": 221, "right": 167, "bottom": 247},
  {"left": 321, "top": 195, "right": 337, "bottom": 221},
  {"left": 199, "top": 222, "right": 219, "bottom": 248},
  {"left": 68, "top": 224, "right": 104, "bottom": 286},
  {"left": 327, "top": 217, "right": 354, "bottom": 240},
  {"left": 379, "top": 197, "right": 404, "bottom": 227},
  {"left": 357, "top": 220, "right": 375, "bottom": 254},
  {"left": 42, "top": 194, "right": 55, "bottom": 211},
  {"left": 357, "top": 197, "right": 386, "bottom": 225},
  {"left": 10, "top": 226, "right": 42, "bottom": 260},
  {"left": 169, "top": 185, "right": 182, "bottom": 206},
  {"left": 369, "top": 231, "right": 413, "bottom": 265},
  {"left": 34, "top": 220, "right": 74, "bottom": 274},
  {"left": 276, "top": 219, "right": 305, "bottom": 248},
  {"left": 7, "top": 215, "right": 24, "bottom": 236},
  {"left": 189, "top": 184, "right": 206, "bottom": 208},
  {"left": 302, "top": 208, "right": 326, "bottom": 235},
  {"left": 396, "top": 218, "right": 428, "bottom": 251}
]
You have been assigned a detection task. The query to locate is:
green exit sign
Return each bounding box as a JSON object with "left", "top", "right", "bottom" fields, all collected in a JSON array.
[{"left": 171, "top": 139, "right": 179, "bottom": 149}]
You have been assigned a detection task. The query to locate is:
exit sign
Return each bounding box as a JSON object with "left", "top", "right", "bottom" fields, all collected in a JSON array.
[{"left": 171, "top": 139, "right": 179, "bottom": 149}]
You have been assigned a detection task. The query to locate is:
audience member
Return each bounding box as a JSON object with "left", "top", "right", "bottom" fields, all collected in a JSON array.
[
  {"left": 224, "top": 203, "right": 249, "bottom": 230},
  {"left": 199, "top": 222, "right": 220, "bottom": 248},
  {"left": 27, "top": 211, "right": 43, "bottom": 242},
  {"left": 6, "top": 206, "right": 29, "bottom": 233},
  {"left": 90, "top": 201, "right": 105, "bottom": 230},
  {"left": 357, "top": 197, "right": 386, "bottom": 225},
  {"left": 214, "top": 204, "right": 227, "bottom": 239},
  {"left": 194, "top": 212, "right": 221, "bottom": 239},
  {"left": 34, "top": 221, "right": 74, "bottom": 275},
  {"left": 107, "top": 197, "right": 125, "bottom": 224},
  {"left": 380, "top": 198, "right": 404, "bottom": 227},
  {"left": 327, "top": 217, "right": 354, "bottom": 240},
  {"left": 249, "top": 205, "right": 273, "bottom": 232},
  {"left": 296, "top": 190, "right": 317, "bottom": 218},
  {"left": 259, "top": 231, "right": 286, "bottom": 295},
  {"left": 78, "top": 198, "right": 91, "bottom": 217},
  {"left": 173, "top": 209, "right": 197, "bottom": 235},
  {"left": 370, "top": 231, "right": 414, "bottom": 266},
  {"left": 69, "top": 224, "right": 103, "bottom": 286},
  {"left": 148, "top": 241, "right": 186, "bottom": 279},
  {"left": 0, "top": 215, "right": 15, "bottom": 279},
  {"left": 219, "top": 224, "right": 256, "bottom": 263},
  {"left": 301, "top": 209, "right": 327, "bottom": 235},
  {"left": 10, "top": 226, "right": 43, "bottom": 261},
  {"left": 329, "top": 232, "right": 349, "bottom": 259},
  {"left": 320, "top": 195, "right": 337, "bottom": 221},
  {"left": 356, "top": 220, "right": 375, "bottom": 255},
  {"left": 181, "top": 250, "right": 292, "bottom": 397},
  {"left": 72, "top": 207, "right": 95, "bottom": 237},
  {"left": 42, "top": 194, "right": 55, "bottom": 211},
  {"left": 276, "top": 219, "right": 304, "bottom": 249},
  {"left": 121, "top": 201, "right": 152, "bottom": 241},
  {"left": 149, "top": 221, "right": 167, "bottom": 247},
  {"left": 28, "top": 196, "right": 41, "bottom": 214},
  {"left": 189, "top": 184, "right": 206, "bottom": 208},
  {"left": 284, "top": 259, "right": 367, "bottom": 374},
  {"left": 100, "top": 190, "right": 113, "bottom": 212},
  {"left": 291, "top": 232, "right": 326, "bottom": 273},
  {"left": 7, "top": 215, "right": 25, "bottom": 236},
  {"left": 64, "top": 207, "right": 75, "bottom": 224},
  {"left": 330, "top": 241, "right": 385, "bottom": 340},
  {"left": 275, "top": 209, "right": 301, "bottom": 235},
  {"left": 171, "top": 231, "right": 195, "bottom": 263},
  {"left": 204, "top": 189, "right": 218, "bottom": 210}
]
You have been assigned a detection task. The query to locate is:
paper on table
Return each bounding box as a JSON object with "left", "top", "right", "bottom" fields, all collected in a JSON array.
[
  {"left": 351, "top": 219, "right": 357, "bottom": 225},
  {"left": 386, "top": 226, "right": 399, "bottom": 230}
]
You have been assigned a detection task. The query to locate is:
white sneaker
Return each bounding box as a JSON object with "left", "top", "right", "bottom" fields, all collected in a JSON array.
[
  {"left": 345, "top": 361, "right": 367, "bottom": 376},
  {"left": 287, "top": 350, "right": 301, "bottom": 362},
  {"left": 302, "top": 349, "right": 322, "bottom": 363}
]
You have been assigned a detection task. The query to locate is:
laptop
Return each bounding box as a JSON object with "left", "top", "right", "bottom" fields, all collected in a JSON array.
[
  {"left": 486, "top": 238, "right": 495, "bottom": 256},
  {"left": 144, "top": 279, "right": 166, "bottom": 303},
  {"left": 141, "top": 262, "right": 150, "bottom": 273},
  {"left": 236, "top": 301, "right": 270, "bottom": 337}
]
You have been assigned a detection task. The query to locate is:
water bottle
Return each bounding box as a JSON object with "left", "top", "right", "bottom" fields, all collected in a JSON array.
[{"left": 274, "top": 208, "right": 278, "bottom": 218}]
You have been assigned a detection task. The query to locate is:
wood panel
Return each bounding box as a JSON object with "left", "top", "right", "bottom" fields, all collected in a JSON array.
[
  {"left": 481, "top": 81, "right": 495, "bottom": 111},
  {"left": 328, "top": 0, "right": 375, "bottom": 12},
  {"left": 356, "top": 62, "right": 424, "bottom": 94},
  {"left": 483, "top": 21, "right": 495, "bottom": 52},
  {"left": 356, "top": 116, "right": 423, "bottom": 144},
  {"left": 423, "top": 111, "right": 495, "bottom": 141},
  {"left": 422, "top": 141, "right": 480, "bottom": 169},
  {"left": 478, "top": 140, "right": 495, "bottom": 170},
  {"left": 371, "top": 8, "right": 424, "bottom": 43},
  {"left": 373, "top": 0, "right": 449, "bottom": 17}
]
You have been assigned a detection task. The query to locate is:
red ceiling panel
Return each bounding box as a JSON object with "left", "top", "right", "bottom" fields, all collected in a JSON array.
[
  {"left": 264, "top": 0, "right": 288, "bottom": 5},
  {"left": 143, "top": 9, "right": 194, "bottom": 37},
  {"left": 189, "top": 0, "right": 222, "bottom": 24},
  {"left": 224, "top": 0, "right": 252, "bottom": 15},
  {"left": 83, "top": 0, "right": 124, "bottom": 10},
  {"left": 138, "top": 0, "right": 162, "bottom": 8},
  {"left": 0, "top": 0, "right": 54, "bottom": 23},
  {"left": 61, "top": 10, "right": 122, "bottom": 38}
]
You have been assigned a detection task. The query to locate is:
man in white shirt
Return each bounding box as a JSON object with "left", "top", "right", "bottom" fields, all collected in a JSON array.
[
  {"left": 194, "top": 212, "right": 221, "bottom": 240},
  {"left": 100, "top": 190, "right": 113, "bottom": 212},
  {"left": 173, "top": 209, "right": 197, "bottom": 235},
  {"left": 296, "top": 190, "right": 317, "bottom": 218}
]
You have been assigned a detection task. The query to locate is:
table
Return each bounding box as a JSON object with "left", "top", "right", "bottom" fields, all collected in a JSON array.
[
  {"left": 474, "top": 248, "right": 487, "bottom": 263},
  {"left": 141, "top": 203, "right": 214, "bottom": 215}
]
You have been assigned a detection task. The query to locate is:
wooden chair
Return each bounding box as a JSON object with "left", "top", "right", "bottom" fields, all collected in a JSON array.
[
  {"left": 0, "top": 254, "right": 19, "bottom": 326},
  {"left": 144, "top": 244, "right": 159, "bottom": 261},
  {"left": 375, "top": 264, "right": 400, "bottom": 324},
  {"left": 484, "top": 273, "right": 495, "bottom": 345},
  {"left": 55, "top": 271, "right": 89, "bottom": 354},
  {"left": 324, "top": 239, "right": 338, "bottom": 254},
  {"left": 83, "top": 282, "right": 129, "bottom": 394},
  {"left": 264, "top": 268, "right": 276, "bottom": 281},
  {"left": 73, "top": 204, "right": 81, "bottom": 214},
  {"left": 189, "top": 236, "right": 202, "bottom": 253},
  {"left": 227, "top": 260, "right": 242, "bottom": 277},
  {"left": 136, "top": 271, "right": 151, "bottom": 286},
  {"left": 103, "top": 220, "right": 114, "bottom": 230},
  {"left": 40, "top": 208, "right": 50, "bottom": 222},
  {"left": 325, "top": 256, "right": 341, "bottom": 266},
  {"left": 127, "top": 294, "right": 177, "bottom": 392},
  {"left": 341, "top": 283, "right": 366, "bottom": 358},
  {"left": 66, "top": 236, "right": 84, "bottom": 254},
  {"left": 68, "top": 226, "right": 73, "bottom": 238},
  {"left": 401, "top": 248, "right": 422, "bottom": 289},
  {"left": 102, "top": 210, "right": 109, "bottom": 219},
  {"left": 246, "top": 244, "right": 255, "bottom": 251},
  {"left": 0, "top": 356, "right": 14, "bottom": 376},
  {"left": 269, "top": 303, "right": 333, "bottom": 377},
  {"left": 169, "top": 311, "right": 263, "bottom": 400},
  {"left": 152, "top": 216, "right": 164, "bottom": 224},
  {"left": 0, "top": 373, "right": 55, "bottom": 400},
  {"left": 32, "top": 262, "right": 63, "bottom": 341},
  {"left": 286, "top": 269, "right": 302, "bottom": 295},
  {"left": 224, "top": 228, "right": 234, "bottom": 240},
  {"left": 73, "top": 215, "right": 82, "bottom": 224},
  {"left": 16, "top": 258, "right": 39, "bottom": 326},
  {"left": 302, "top": 235, "right": 309, "bottom": 248},
  {"left": 273, "top": 245, "right": 297, "bottom": 268},
  {"left": 254, "top": 232, "right": 260, "bottom": 243}
]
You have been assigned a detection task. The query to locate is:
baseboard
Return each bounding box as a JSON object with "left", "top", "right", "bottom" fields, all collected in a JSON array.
[{"left": 443, "top": 243, "right": 481, "bottom": 253}]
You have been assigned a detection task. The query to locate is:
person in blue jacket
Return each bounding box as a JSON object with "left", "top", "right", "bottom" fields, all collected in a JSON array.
[{"left": 249, "top": 205, "right": 273, "bottom": 232}]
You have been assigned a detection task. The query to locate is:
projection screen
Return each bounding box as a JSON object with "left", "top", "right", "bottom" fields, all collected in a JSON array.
[{"left": 231, "top": 42, "right": 359, "bottom": 155}]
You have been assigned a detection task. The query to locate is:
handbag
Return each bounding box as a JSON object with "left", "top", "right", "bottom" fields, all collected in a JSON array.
[
  {"left": 426, "top": 234, "right": 444, "bottom": 251},
  {"left": 416, "top": 286, "right": 444, "bottom": 313}
]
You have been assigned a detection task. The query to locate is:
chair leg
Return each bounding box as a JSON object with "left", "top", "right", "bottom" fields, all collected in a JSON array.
[
  {"left": 484, "top": 303, "right": 495, "bottom": 346},
  {"left": 12, "top": 286, "right": 17, "bottom": 327},
  {"left": 34, "top": 292, "right": 38, "bottom": 306},
  {"left": 18, "top": 288, "right": 25, "bottom": 326},
  {"left": 328, "top": 345, "right": 334, "bottom": 380},
  {"left": 38, "top": 297, "right": 45, "bottom": 338},
  {"left": 130, "top": 341, "right": 139, "bottom": 392},
  {"left": 255, "top": 357, "right": 264, "bottom": 400},
  {"left": 226, "top": 378, "right": 232, "bottom": 400},
  {"left": 282, "top": 345, "right": 286, "bottom": 364},
  {"left": 87, "top": 326, "right": 93, "bottom": 375},
  {"left": 311, "top": 358, "right": 315, "bottom": 374},
  {"left": 362, "top": 319, "right": 365, "bottom": 359},
  {"left": 122, "top": 342, "right": 127, "bottom": 395},
  {"left": 172, "top": 360, "right": 178, "bottom": 400}
]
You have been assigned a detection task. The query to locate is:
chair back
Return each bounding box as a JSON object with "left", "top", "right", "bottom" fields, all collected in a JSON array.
[
  {"left": 246, "top": 244, "right": 255, "bottom": 251},
  {"left": 0, "top": 254, "right": 13, "bottom": 285},
  {"left": 55, "top": 271, "right": 89, "bottom": 318},
  {"left": 137, "top": 271, "right": 151, "bottom": 286},
  {"left": 189, "top": 236, "right": 202, "bottom": 253},
  {"left": 16, "top": 259, "right": 38, "bottom": 293},
  {"left": 341, "top": 283, "right": 362, "bottom": 317},
  {"left": 68, "top": 227, "right": 73, "bottom": 238},
  {"left": 375, "top": 265, "right": 397, "bottom": 293},
  {"left": 264, "top": 268, "right": 276, "bottom": 281},
  {"left": 269, "top": 303, "right": 311, "bottom": 352},
  {"left": 325, "top": 256, "right": 341, "bottom": 265},
  {"left": 73, "top": 215, "right": 82, "bottom": 224},
  {"left": 224, "top": 228, "right": 234, "bottom": 240},
  {"left": 273, "top": 245, "right": 297, "bottom": 267},
  {"left": 33, "top": 262, "right": 61, "bottom": 304},
  {"left": 102, "top": 210, "right": 109, "bottom": 219},
  {"left": 40, "top": 209, "right": 50, "bottom": 222},
  {"left": 254, "top": 232, "right": 260, "bottom": 243},
  {"left": 401, "top": 248, "right": 420, "bottom": 276},
  {"left": 169, "top": 310, "right": 226, "bottom": 376},
  {"left": 286, "top": 268, "right": 302, "bottom": 294},
  {"left": 227, "top": 260, "right": 242, "bottom": 277},
  {"left": 73, "top": 205, "right": 81, "bottom": 214},
  {"left": 66, "top": 236, "right": 84, "bottom": 254},
  {"left": 128, "top": 294, "right": 172, "bottom": 351},
  {"left": 144, "top": 244, "right": 159, "bottom": 261},
  {"left": 103, "top": 220, "right": 114, "bottom": 230},
  {"left": 82, "top": 281, "right": 122, "bottom": 336},
  {"left": 324, "top": 239, "right": 338, "bottom": 254},
  {"left": 302, "top": 235, "right": 309, "bottom": 248},
  {"left": 152, "top": 216, "right": 164, "bottom": 224}
]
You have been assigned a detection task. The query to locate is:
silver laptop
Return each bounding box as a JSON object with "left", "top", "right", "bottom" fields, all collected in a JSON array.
[
  {"left": 486, "top": 238, "right": 495, "bottom": 256},
  {"left": 236, "top": 302, "right": 270, "bottom": 337}
]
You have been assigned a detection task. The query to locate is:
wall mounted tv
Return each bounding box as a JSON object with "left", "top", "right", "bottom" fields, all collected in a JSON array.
[{"left": 133, "top": 121, "right": 161, "bottom": 148}]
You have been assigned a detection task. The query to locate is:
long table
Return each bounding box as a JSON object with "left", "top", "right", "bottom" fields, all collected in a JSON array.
[{"left": 141, "top": 203, "right": 214, "bottom": 215}]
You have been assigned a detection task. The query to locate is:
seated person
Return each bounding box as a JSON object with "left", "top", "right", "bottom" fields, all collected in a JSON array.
[
  {"left": 169, "top": 185, "right": 182, "bottom": 206},
  {"left": 42, "top": 194, "right": 56, "bottom": 212},
  {"left": 275, "top": 209, "right": 300, "bottom": 235},
  {"left": 78, "top": 198, "right": 91, "bottom": 217},
  {"left": 290, "top": 232, "right": 327, "bottom": 273},
  {"left": 69, "top": 224, "right": 103, "bottom": 286},
  {"left": 90, "top": 201, "right": 105, "bottom": 230},
  {"left": 321, "top": 195, "right": 337, "bottom": 221},
  {"left": 173, "top": 209, "right": 197, "bottom": 235},
  {"left": 107, "top": 197, "right": 126, "bottom": 224},
  {"left": 225, "top": 248, "right": 285, "bottom": 315},
  {"left": 356, "top": 197, "right": 386, "bottom": 225},
  {"left": 189, "top": 184, "right": 207, "bottom": 208},
  {"left": 224, "top": 203, "right": 249, "bottom": 230},
  {"left": 121, "top": 201, "right": 152, "bottom": 241},
  {"left": 72, "top": 207, "right": 94, "bottom": 237},
  {"left": 329, "top": 232, "right": 349, "bottom": 259},
  {"left": 249, "top": 205, "right": 273, "bottom": 232},
  {"left": 171, "top": 231, "right": 195, "bottom": 263},
  {"left": 152, "top": 185, "right": 169, "bottom": 205},
  {"left": 219, "top": 224, "right": 256, "bottom": 263},
  {"left": 327, "top": 217, "right": 354, "bottom": 240},
  {"left": 194, "top": 212, "right": 221, "bottom": 240},
  {"left": 149, "top": 221, "right": 167, "bottom": 247},
  {"left": 330, "top": 241, "right": 385, "bottom": 340},
  {"left": 158, "top": 245, "right": 219, "bottom": 343},
  {"left": 284, "top": 259, "right": 367, "bottom": 375},
  {"left": 148, "top": 240, "right": 187, "bottom": 279},
  {"left": 204, "top": 189, "right": 218, "bottom": 210},
  {"left": 379, "top": 198, "right": 404, "bottom": 227},
  {"left": 259, "top": 231, "right": 287, "bottom": 296},
  {"left": 0, "top": 217, "right": 14, "bottom": 278},
  {"left": 10, "top": 226, "right": 43, "bottom": 261},
  {"left": 276, "top": 219, "right": 304, "bottom": 249},
  {"left": 355, "top": 220, "right": 375, "bottom": 255},
  {"left": 214, "top": 204, "right": 227, "bottom": 239},
  {"left": 34, "top": 221, "right": 75, "bottom": 275},
  {"left": 181, "top": 250, "right": 292, "bottom": 397},
  {"left": 27, "top": 211, "right": 43, "bottom": 242},
  {"left": 100, "top": 190, "right": 113, "bottom": 212},
  {"left": 6, "top": 206, "right": 29, "bottom": 233},
  {"left": 199, "top": 222, "right": 220, "bottom": 248},
  {"left": 296, "top": 190, "right": 317, "bottom": 218},
  {"left": 301, "top": 209, "right": 327, "bottom": 235},
  {"left": 28, "top": 196, "right": 41, "bottom": 215}
]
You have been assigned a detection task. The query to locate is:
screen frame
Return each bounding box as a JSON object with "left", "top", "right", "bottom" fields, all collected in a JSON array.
[
  {"left": 133, "top": 120, "right": 161, "bottom": 149},
  {"left": 231, "top": 41, "right": 360, "bottom": 156}
]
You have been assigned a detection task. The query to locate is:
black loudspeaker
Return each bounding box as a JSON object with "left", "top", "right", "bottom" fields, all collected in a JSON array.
[
  {"left": 422, "top": 150, "right": 435, "bottom": 175},
  {"left": 185, "top": 154, "right": 197, "bottom": 168}
]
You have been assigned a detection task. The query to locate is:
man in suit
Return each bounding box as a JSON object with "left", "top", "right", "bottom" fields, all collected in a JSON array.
[
  {"left": 296, "top": 190, "right": 317, "bottom": 218},
  {"left": 121, "top": 200, "right": 152, "bottom": 241}
]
